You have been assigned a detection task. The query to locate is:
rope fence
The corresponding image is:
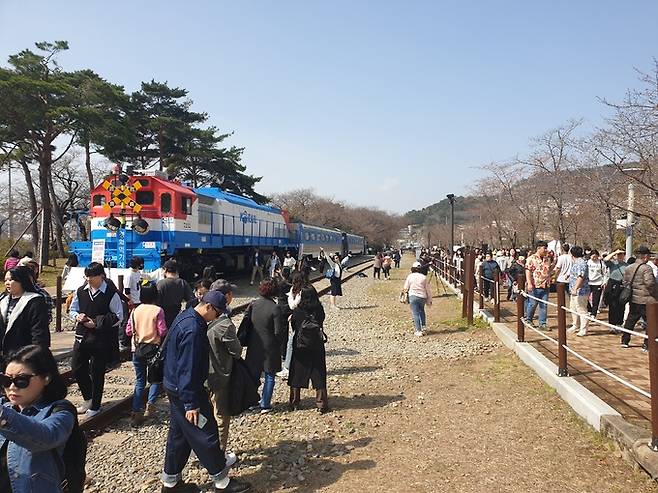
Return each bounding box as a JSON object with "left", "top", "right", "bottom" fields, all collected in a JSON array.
[{"left": 428, "top": 248, "right": 658, "bottom": 452}]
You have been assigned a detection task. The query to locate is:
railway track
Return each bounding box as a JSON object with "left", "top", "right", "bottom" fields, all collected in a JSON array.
[{"left": 68, "top": 257, "right": 375, "bottom": 433}]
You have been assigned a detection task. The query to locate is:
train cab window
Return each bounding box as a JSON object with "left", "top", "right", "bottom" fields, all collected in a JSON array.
[
  {"left": 181, "top": 196, "right": 192, "bottom": 215},
  {"left": 92, "top": 194, "right": 106, "bottom": 206},
  {"left": 161, "top": 193, "right": 172, "bottom": 213},
  {"left": 136, "top": 191, "right": 154, "bottom": 205},
  {"left": 137, "top": 179, "right": 150, "bottom": 187}
]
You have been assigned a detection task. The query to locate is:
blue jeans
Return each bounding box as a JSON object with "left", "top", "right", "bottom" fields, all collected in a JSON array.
[
  {"left": 260, "top": 372, "right": 276, "bottom": 409},
  {"left": 525, "top": 287, "right": 549, "bottom": 326},
  {"left": 133, "top": 355, "right": 160, "bottom": 412},
  {"left": 409, "top": 295, "right": 427, "bottom": 332}
]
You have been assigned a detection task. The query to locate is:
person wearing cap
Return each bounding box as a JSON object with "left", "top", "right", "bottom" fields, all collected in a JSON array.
[
  {"left": 160, "top": 290, "right": 251, "bottom": 493},
  {"left": 206, "top": 279, "right": 242, "bottom": 457},
  {"left": 621, "top": 245, "right": 658, "bottom": 350},
  {"left": 402, "top": 261, "right": 433, "bottom": 336},
  {"left": 156, "top": 259, "right": 194, "bottom": 329}
]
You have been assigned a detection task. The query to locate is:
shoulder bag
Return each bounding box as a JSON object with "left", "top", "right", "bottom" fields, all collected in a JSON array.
[
  {"left": 619, "top": 264, "right": 641, "bottom": 306},
  {"left": 237, "top": 303, "right": 254, "bottom": 346},
  {"left": 132, "top": 310, "right": 160, "bottom": 361},
  {"left": 147, "top": 324, "right": 174, "bottom": 384}
]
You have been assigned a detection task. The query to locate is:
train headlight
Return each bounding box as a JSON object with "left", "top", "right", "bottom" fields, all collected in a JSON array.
[
  {"left": 104, "top": 214, "right": 121, "bottom": 232},
  {"left": 132, "top": 216, "right": 150, "bottom": 235}
]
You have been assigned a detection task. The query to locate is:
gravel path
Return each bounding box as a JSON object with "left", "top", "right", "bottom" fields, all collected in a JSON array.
[{"left": 83, "top": 258, "right": 656, "bottom": 492}]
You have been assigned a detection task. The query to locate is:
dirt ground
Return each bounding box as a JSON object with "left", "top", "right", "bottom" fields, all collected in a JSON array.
[
  {"left": 84, "top": 256, "right": 658, "bottom": 492},
  {"left": 239, "top": 260, "right": 657, "bottom": 493}
]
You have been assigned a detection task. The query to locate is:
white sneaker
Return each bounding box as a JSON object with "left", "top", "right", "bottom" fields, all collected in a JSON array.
[
  {"left": 414, "top": 331, "right": 423, "bottom": 337},
  {"left": 577, "top": 329, "right": 587, "bottom": 337},
  {"left": 421, "top": 325, "right": 427, "bottom": 333},
  {"left": 84, "top": 408, "right": 100, "bottom": 418},
  {"left": 276, "top": 368, "right": 289, "bottom": 379},
  {"left": 567, "top": 326, "right": 578, "bottom": 334},
  {"left": 76, "top": 399, "right": 92, "bottom": 414},
  {"left": 225, "top": 451, "right": 238, "bottom": 468}
]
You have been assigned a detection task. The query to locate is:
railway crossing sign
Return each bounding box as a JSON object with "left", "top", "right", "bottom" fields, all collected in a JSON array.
[{"left": 101, "top": 179, "right": 143, "bottom": 214}]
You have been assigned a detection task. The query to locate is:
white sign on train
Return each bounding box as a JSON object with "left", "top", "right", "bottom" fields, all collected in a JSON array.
[{"left": 91, "top": 239, "right": 106, "bottom": 263}]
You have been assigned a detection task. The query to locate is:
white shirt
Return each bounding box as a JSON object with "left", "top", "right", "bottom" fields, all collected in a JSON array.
[
  {"left": 587, "top": 259, "right": 606, "bottom": 286},
  {"left": 555, "top": 254, "right": 573, "bottom": 283},
  {"left": 283, "top": 256, "right": 296, "bottom": 268},
  {"left": 128, "top": 270, "right": 142, "bottom": 304}
]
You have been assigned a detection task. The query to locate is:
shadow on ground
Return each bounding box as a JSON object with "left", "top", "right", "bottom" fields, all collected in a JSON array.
[
  {"left": 338, "top": 305, "right": 379, "bottom": 311},
  {"left": 327, "top": 365, "right": 383, "bottom": 376},
  {"left": 237, "top": 437, "right": 376, "bottom": 493}
]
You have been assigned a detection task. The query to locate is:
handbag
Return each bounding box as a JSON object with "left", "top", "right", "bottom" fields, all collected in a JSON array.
[
  {"left": 147, "top": 326, "right": 173, "bottom": 384},
  {"left": 237, "top": 304, "right": 253, "bottom": 346},
  {"left": 324, "top": 267, "right": 334, "bottom": 279},
  {"left": 619, "top": 264, "right": 641, "bottom": 306},
  {"left": 399, "top": 291, "right": 409, "bottom": 304},
  {"left": 228, "top": 358, "right": 260, "bottom": 416}
]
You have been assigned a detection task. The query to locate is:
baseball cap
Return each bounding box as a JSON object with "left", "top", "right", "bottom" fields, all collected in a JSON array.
[
  {"left": 635, "top": 245, "right": 655, "bottom": 255},
  {"left": 412, "top": 261, "right": 422, "bottom": 268},
  {"left": 210, "top": 278, "right": 237, "bottom": 294},
  {"left": 201, "top": 290, "right": 227, "bottom": 314}
]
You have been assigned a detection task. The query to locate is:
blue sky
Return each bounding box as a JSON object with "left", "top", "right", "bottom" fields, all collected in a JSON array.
[{"left": 1, "top": 1, "right": 656, "bottom": 213}]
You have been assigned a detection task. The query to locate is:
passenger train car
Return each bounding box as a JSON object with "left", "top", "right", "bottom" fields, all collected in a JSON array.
[{"left": 69, "top": 169, "right": 366, "bottom": 276}]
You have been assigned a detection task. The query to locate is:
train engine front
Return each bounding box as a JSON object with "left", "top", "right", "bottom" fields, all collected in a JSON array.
[{"left": 69, "top": 167, "right": 197, "bottom": 272}]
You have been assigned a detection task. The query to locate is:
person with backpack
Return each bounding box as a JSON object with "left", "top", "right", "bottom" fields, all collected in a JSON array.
[
  {"left": 125, "top": 284, "right": 167, "bottom": 426},
  {"left": 287, "top": 276, "right": 328, "bottom": 413},
  {"left": 621, "top": 246, "right": 658, "bottom": 350},
  {"left": 0, "top": 345, "right": 86, "bottom": 493}
]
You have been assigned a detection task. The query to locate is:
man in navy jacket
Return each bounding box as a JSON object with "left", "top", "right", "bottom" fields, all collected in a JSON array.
[{"left": 161, "top": 291, "right": 250, "bottom": 493}]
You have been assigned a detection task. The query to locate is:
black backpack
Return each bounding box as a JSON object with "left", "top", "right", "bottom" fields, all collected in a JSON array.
[
  {"left": 296, "top": 316, "right": 328, "bottom": 350},
  {"left": 48, "top": 401, "right": 88, "bottom": 493}
]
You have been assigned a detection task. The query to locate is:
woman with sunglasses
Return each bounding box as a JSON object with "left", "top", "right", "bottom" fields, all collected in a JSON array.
[
  {"left": 0, "top": 266, "right": 50, "bottom": 356},
  {"left": 0, "top": 345, "right": 75, "bottom": 492}
]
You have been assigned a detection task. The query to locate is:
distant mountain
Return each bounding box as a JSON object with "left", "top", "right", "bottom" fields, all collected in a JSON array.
[{"left": 404, "top": 195, "right": 482, "bottom": 226}]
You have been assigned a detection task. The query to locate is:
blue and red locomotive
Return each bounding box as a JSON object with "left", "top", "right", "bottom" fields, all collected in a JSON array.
[{"left": 69, "top": 168, "right": 366, "bottom": 276}]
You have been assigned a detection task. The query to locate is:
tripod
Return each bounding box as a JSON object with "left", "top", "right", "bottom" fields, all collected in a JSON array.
[{"left": 428, "top": 263, "right": 449, "bottom": 296}]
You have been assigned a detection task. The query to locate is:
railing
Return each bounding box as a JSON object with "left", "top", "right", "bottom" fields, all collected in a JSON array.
[
  {"left": 515, "top": 275, "right": 658, "bottom": 451},
  {"left": 430, "top": 249, "right": 658, "bottom": 452}
]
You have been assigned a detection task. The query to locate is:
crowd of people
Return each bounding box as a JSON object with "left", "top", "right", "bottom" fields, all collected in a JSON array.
[
  {"left": 432, "top": 241, "right": 658, "bottom": 350},
  {"left": 0, "top": 246, "right": 348, "bottom": 492}
]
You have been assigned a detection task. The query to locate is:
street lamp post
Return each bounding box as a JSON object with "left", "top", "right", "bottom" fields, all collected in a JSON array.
[{"left": 447, "top": 194, "right": 455, "bottom": 258}]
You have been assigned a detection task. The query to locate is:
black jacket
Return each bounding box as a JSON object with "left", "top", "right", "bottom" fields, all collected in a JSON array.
[
  {"left": 245, "top": 296, "right": 283, "bottom": 376},
  {"left": 0, "top": 292, "right": 50, "bottom": 355}
]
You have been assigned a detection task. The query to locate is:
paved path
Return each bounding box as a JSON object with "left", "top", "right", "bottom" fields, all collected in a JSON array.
[{"left": 468, "top": 287, "right": 653, "bottom": 429}]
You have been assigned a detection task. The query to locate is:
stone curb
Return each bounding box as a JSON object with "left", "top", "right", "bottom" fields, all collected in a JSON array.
[{"left": 439, "top": 275, "right": 658, "bottom": 479}]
